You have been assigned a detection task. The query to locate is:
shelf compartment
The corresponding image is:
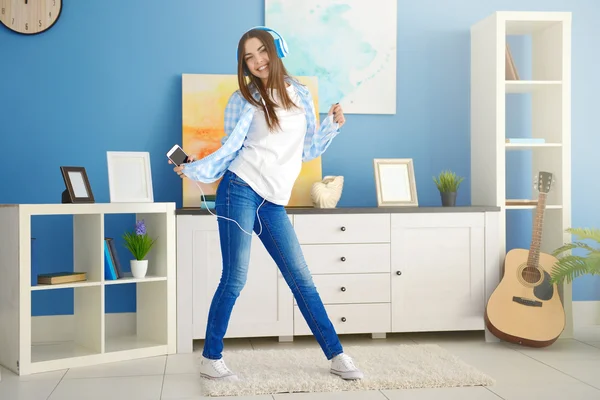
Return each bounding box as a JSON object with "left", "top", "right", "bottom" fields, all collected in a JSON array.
[
  {"left": 31, "top": 285, "right": 103, "bottom": 365},
  {"left": 505, "top": 85, "right": 563, "bottom": 145},
  {"left": 29, "top": 214, "right": 103, "bottom": 290},
  {"left": 503, "top": 13, "right": 567, "bottom": 82},
  {"left": 104, "top": 280, "right": 168, "bottom": 354},
  {"left": 102, "top": 212, "right": 169, "bottom": 283}
]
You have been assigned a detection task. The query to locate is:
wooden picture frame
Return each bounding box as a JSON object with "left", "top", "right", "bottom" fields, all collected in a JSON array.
[
  {"left": 107, "top": 151, "right": 154, "bottom": 203},
  {"left": 60, "top": 166, "right": 95, "bottom": 204},
  {"left": 373, "top": 158, "right": 418, "bottom": 207}
]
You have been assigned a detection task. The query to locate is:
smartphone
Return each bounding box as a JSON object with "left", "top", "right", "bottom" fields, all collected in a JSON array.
[{"left": 166, "top": 144, "right": 189, "bottom": 166}]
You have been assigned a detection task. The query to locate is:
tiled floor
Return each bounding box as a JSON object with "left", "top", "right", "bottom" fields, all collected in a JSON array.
[{"left": 2, "top": 326, "right": 600, "bottom": 400}]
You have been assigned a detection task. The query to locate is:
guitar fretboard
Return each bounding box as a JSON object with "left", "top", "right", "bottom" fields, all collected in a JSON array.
[{"left": 527, "top": 193, "right": 547, "bottom": 268}]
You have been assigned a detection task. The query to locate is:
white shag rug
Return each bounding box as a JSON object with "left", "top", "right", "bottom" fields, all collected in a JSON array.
[{"left": 199, "top": 344, "right": 495, "bottom": 397}]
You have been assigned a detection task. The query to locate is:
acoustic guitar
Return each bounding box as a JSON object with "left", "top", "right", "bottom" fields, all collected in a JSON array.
[{"left": 485, "top": 171, "right": 566, "bottom": 347}]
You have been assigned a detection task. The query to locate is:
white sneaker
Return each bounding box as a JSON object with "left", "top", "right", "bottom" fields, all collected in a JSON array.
[
  {"left": 199, "top": 356, "right": 239, "bottom": 381},
  {"left": 330, "top": 353, "right": 364, "bottom": 380}
]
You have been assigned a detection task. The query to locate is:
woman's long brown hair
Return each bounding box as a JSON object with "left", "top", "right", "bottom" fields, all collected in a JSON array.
[{"left": 237, "top": 29, "right": 300, "bottom": 132}]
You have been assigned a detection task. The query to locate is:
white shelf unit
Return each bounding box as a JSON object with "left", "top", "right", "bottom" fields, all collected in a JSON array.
[
  {"left": 470, "top": 11, "right": 573, "bottom": 338},
  {"left": 0, "top": 203, "right": 177, "bottom": 375}
]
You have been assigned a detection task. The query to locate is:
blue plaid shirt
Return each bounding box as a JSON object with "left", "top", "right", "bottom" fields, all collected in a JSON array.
[{"left": 182, "top": 78, "right": 340, "bottom": 183}]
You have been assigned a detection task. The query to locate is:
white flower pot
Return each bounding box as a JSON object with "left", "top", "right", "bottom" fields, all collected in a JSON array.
[{"left": 131, "top": 259, "right": 148, "bottom": 279}]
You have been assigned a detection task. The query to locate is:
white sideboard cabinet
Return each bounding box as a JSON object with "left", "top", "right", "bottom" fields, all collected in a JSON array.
[{"left": 176, "top": 207, "right": 500, "bottom": 353}]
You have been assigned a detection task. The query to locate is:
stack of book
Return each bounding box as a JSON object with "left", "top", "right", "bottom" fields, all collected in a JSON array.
[{"left": 38, "top": 272, "right": 87, "bottom": 285}]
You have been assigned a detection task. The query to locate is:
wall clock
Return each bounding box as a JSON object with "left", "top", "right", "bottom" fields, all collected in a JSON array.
[{"left": 0, "top": 0, "right": 62, "bottom": 35}]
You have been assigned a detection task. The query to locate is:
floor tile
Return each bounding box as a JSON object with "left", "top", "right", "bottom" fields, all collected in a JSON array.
[
  {"left": 63, "top": 356, "right": 166, "bottom": 379},
  {"left": 165, "top": 354, "right": 201, "bottom": 375},
  {"left": 160, "top": 373, "right": 205, "bottom": 399},
  {"left": 487, "top": 381, "right": 600, "bottom": 400},
  {"left": 504, "top": 338, "right": 600, "bottom": 363},
  {"left": 0, "top": 378, "right": 61, "bottom": 400},
  {"left": 430, "top": 342, "right": 578, "bottom": 385},
  {"left": 382, "top": 386, "right": 500, "bottom": 399},
  {"left": 0, "top": 366, "right": 67, "bottom": 382},
  {"left": 0, "top": 366, "right": 66, "bottom": 400},
  {"left": 48, "top": 375, "right": 163, "bottom": 400},
  {"left": 539, "top": 358, "right": 600, "bottom": 389}
]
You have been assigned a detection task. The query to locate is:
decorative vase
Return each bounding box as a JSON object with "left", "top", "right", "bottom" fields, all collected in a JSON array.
[
  {"left": 311, "top": 176, "right": 344, "bottom": 208},
  {"left": 130, "top": 259, "right": 148, "bottom": 278},
  {"left": 441, "top": 192, "right": 457, "bottom": 207}
]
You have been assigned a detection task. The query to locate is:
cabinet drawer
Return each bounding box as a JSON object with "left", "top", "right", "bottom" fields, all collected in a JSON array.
[
  {"left": 294, "top": 303, "right": 391, "bottom": 335},
  {"left": 309, "top": 274, "right": 390, "bottom": 304},
  {"left": 294, "top": 214, "right": 390, "bottom": 244},
  {"left": 302, "top": 243, "right": 390, "bottom": 274}
]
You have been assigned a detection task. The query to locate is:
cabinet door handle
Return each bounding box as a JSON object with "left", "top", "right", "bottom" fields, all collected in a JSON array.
[
  {"left": 396, "top": 270, "right": 402, "bottom": 276},
  {"left": 341, "top": 286, "right": 346, "bottom": 292},
  {"left": 341, "top": 317, "right": 347, "bottom": 322},
  {"left": 340, "top": 256, "right": 346, "bottom": 262},
  {"left": 340, "top": 226, "right": 346, "bottom": 231}
]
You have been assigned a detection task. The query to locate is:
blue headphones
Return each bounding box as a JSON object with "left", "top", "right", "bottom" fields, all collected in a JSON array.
[{"left": 238, "top": 26, "right": 289, "bottom": 60}]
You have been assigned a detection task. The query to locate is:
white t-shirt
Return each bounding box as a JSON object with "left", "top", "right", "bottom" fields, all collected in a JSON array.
[{"left": 228, "top": 84, "right": 307, "bottom": 205}]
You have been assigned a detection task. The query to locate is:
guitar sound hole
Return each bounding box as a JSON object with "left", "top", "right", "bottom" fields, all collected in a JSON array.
[{"left": 522, "top": 266, "right": 542, "bottom": 284}]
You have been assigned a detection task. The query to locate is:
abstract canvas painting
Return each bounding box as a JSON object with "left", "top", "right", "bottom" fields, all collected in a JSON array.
[
  {"left": 265, "top": 0, "right": 397, "bottom": 115},
  {"left": 181, "top": 74, "right": 322, "bottom": 207}
]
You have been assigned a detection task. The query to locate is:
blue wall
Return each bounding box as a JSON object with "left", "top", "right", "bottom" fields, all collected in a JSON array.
[{"left": 1, "top": 0, "right": 598, "bottom": 316}]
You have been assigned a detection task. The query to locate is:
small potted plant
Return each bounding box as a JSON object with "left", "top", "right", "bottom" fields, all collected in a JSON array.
[
  {"left": 550, "top": 227, "right": 600, "bottom": 285},
  {"left": 123, "top": 220, "right": 157, "bottom": 278},
  {"left": 433, "top": 170, "right": 465, "bottom": 207}
]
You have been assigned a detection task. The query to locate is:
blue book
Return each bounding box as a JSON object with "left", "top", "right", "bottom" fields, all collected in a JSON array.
[
  {"left": 104, "top": 240, "right": 117, "bottom": 280},
  {"left": 107, "top": 238, "right": 124, "bottom": 278}
]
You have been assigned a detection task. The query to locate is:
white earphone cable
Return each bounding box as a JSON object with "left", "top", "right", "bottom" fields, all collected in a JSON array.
[{"left": 192, "top": 179, "right": 265, "bottom": 237}]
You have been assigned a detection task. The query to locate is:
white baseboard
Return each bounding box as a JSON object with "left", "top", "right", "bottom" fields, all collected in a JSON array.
[
  {"left": 573, "top": 301, "right": 600, "bottom": 327},
  {"left": 32, "top": 313, "right": 136, "bottom": 344}
]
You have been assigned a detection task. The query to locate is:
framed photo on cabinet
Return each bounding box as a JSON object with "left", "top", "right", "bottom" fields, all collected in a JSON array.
[
  {"left": 373, "top": 158, "right": 418, "bottom": 207},
  {"left": 60, "top": 166, "right": 95, "bottom": 203},
  {"left": 106, "top": 151, "right": 154, "bottom": 203}
]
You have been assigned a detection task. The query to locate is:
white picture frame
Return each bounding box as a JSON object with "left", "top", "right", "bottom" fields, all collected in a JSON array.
[
  {"left": 373, "top": 158, "right": 418, "bottom": 207},
  {"left": 107, "top": 151, "right": 154, "bottom": 203}
]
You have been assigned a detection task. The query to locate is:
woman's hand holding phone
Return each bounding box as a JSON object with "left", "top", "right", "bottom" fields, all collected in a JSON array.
[{"left": 170, "top": 155, "right": 195, "bottom": 179}]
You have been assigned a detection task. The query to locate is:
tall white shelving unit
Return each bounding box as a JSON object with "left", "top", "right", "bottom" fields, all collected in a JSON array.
[
  {"left": 0, "top": 203, "right": 177, "bottom": 375},
  {"left": 470, "top": 11, "right": 573, "bottom": 338}
]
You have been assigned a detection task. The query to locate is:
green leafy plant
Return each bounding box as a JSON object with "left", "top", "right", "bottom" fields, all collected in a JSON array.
[
  {"left": 123, "top": 220, "right": 157, "bottom": 261},
  {"left": 433, "top": 170, "right": 465, "bottom": 193},
  {"left": 550, "top": 228, "right": 600, "bottom": 284}
]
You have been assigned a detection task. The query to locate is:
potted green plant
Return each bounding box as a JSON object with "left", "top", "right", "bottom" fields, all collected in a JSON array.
[
  {"left": 550, "top": 227, "right": 600, "bottom": 284},
  {"left": 123, "top": 220, "right": 157, "bottom": 278},
  {"left": 433, "top": 170, "right": 465, "bottom": 207}
]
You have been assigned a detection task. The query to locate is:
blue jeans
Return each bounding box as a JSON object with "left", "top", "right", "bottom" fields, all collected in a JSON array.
[{"left": 203, "top": 170, "right": 344, "bottom": 361}]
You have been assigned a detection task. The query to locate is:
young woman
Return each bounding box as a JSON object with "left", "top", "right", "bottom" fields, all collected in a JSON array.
[{"left": 173, "top": 26, "right": 363, "bottom": 382}]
